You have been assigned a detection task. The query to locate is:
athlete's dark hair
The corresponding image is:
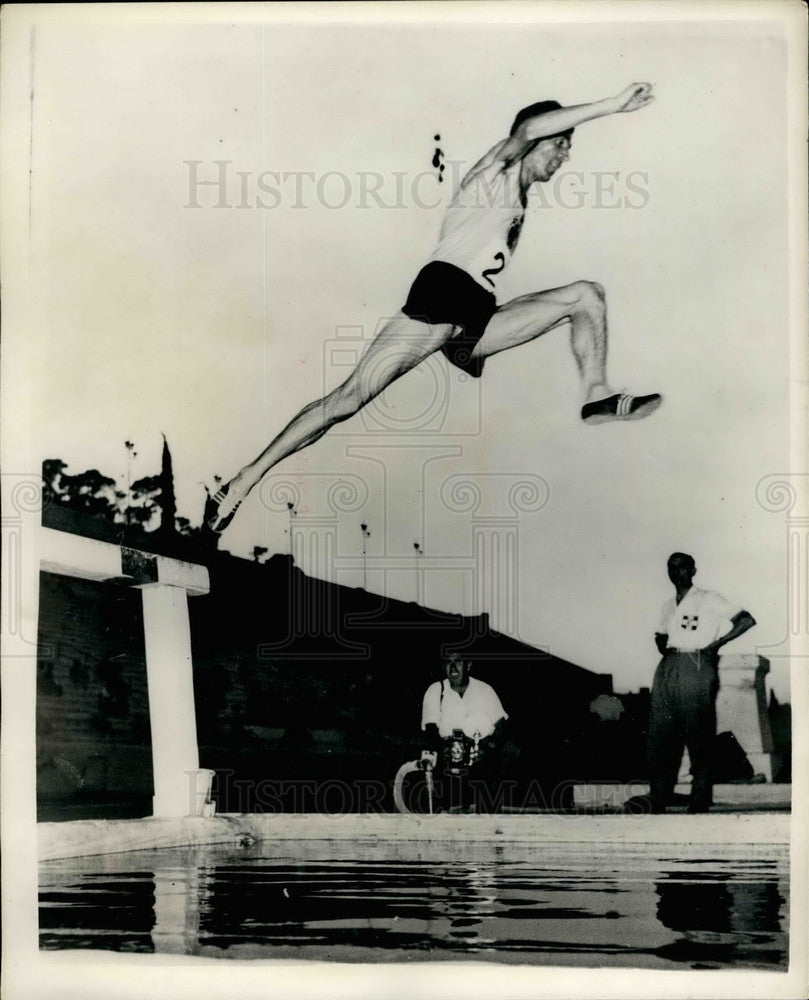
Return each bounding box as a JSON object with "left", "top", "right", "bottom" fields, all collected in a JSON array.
[{"left": 510, "top": 100, "right": 574, "bottom": 142}]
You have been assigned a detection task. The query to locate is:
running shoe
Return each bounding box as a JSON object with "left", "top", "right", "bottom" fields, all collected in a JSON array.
[
  {"left": 204, "top": 482, "right": 244, "bottom": 534},
  {"left": 581, "top": 391, "right": 662, "bottom": 425}
]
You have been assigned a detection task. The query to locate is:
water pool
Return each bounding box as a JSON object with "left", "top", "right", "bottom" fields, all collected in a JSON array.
[{"left": 39, "top": 839, "right": 788, "bottom": 969}]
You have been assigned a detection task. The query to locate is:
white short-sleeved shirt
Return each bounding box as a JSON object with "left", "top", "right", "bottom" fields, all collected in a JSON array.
[
  {"left": 658, "top": 586, "right": 741, "bottom": 652},
  {"left": 421, "top": 676, "right": 508, "bottom": 739}
]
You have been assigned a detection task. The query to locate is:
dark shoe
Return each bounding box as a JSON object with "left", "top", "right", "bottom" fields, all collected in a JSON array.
[
  {"left": 582, "top": 392, "right": 663, "bottom": 425},
  {"left": 204, "top": 482, "right": 245, "bottom": 534}
]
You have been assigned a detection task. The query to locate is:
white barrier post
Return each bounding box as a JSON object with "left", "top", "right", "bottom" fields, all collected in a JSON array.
[{"left": 141, "top": 584, "right": 203, "bottom": 817}]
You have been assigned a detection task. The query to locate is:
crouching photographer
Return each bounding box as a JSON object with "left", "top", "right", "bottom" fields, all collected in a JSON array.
[{"left": 420, "top": 652, "right": 510, "bottom": 813}]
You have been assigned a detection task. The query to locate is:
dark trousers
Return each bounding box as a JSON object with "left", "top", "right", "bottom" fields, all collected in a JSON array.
[{"left": 648, "top": 649, "right": 718, "bottom": 811}]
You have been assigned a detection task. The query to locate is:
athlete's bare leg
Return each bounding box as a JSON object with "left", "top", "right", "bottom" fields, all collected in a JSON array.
[
  {"left": 471, "top": 280, "right": 610, "bottom": 400},
  {"left": 207, "top": 314, "right": 453, "bottom": 529},
  {"left": 208, "top": 280, "right": 659, "bottom": 531},
  {"left": 470, "top": 279, "right": 661, "bottom": 422}
]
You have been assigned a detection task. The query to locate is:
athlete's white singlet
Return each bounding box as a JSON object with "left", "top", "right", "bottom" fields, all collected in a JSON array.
[{"left": 429, "top": 161, "right": 525, "bottom": 294}]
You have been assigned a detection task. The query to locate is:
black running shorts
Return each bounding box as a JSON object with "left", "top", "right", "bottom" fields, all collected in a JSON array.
[{"left": 402, "top": 261, "right": 497, "bottom": 379}]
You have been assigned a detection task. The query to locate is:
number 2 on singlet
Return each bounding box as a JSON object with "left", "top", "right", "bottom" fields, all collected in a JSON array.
[{"left": 481, "top": 252, "right": 505, "bottom": 289}]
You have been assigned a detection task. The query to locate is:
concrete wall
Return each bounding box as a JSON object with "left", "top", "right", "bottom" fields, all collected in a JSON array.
[{"left": 37, "top": 572, "right": 154, "bottom": 817}]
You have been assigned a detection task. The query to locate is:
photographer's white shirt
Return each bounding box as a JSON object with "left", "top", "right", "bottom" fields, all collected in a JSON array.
[{"left": 421, "top": 677, "right": 508, "bottom": 738}]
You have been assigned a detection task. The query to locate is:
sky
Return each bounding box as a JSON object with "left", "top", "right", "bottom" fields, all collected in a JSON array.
[{"left": 24, "top": 16, "right": 798, "bottom": 701}]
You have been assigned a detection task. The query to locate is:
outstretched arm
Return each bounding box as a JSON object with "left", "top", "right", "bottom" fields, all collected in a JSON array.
[
  {"left": 460, "top": 137, "right": 511, "bottom": 188},
  {"left": 497, "top": 82, "right": 654, "bottom": 166}
]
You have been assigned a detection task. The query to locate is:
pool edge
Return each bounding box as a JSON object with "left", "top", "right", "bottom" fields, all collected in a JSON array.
[{"left": 38, "top": 811, "right": 791, "bottom": 861}]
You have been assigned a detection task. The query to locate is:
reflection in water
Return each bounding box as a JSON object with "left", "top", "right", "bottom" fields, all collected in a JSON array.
[
  {"left": 654, "top": 872, "right": 786, "bottom": 969},
  {"left": 39, "top": 843, "right": 788, "bottom": 969},
  {"left": 38, "top": 871, "right": 157, "bottom": 953}
]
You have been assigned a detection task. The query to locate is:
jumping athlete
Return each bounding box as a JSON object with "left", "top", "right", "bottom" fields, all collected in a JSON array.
[{"left": 206, "top": 82, "right": 662, "bottom": 532}]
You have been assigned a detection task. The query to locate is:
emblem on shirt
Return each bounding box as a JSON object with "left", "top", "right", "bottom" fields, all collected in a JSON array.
[
  {"left": 506, "top": 215, "right": 524, "bottom": 252},
  {"left": 679, "top": 615, "right": 699, "bottom": 631}
]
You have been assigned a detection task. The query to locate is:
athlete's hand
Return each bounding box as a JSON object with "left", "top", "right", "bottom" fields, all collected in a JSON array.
[{"left": 614, "top": 83, "right": 654, "bottom": 113}]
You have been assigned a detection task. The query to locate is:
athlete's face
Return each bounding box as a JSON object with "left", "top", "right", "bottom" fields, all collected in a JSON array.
[{"left": 526, "top": 135, "right": 571, "bottom": 182}]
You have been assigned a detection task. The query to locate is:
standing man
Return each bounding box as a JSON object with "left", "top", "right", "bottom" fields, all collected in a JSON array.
[
  {"left": 206, "top": 83, "right": 661, "bottom": 533},
  {"left": 647, "top": 552, "right": 756, "bottom": 813}
]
